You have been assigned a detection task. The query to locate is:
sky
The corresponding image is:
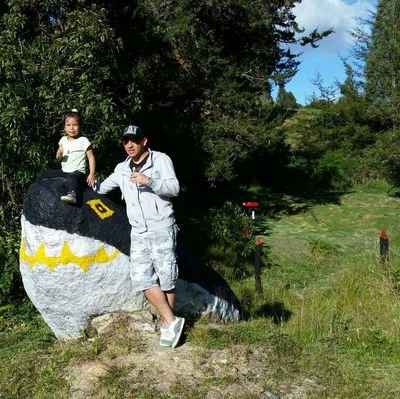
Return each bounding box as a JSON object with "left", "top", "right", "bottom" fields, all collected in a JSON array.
[{"left": 284, "top": 0, "right": 377, "bottom": 104}]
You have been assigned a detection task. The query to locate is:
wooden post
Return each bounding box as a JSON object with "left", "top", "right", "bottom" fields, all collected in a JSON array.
[
  {"left": 380, "top": 231, "right": 389, "bottom": 266},
  {"left": 254, "top": 238, "right": 263, "bottom": 293}
]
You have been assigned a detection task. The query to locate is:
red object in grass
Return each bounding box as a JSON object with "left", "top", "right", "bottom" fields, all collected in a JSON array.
[
  {"left": 255, "top": 238, "right": 263, "bottom": 246},
  {"left": 380, "top": 231, "right": 388, "bottom": 240},
  {"left": 242, "top": 227, "right": 251, "bottom": 236},
  {"left": 243, "top": 201, "right": 260, "bottom": 208}
]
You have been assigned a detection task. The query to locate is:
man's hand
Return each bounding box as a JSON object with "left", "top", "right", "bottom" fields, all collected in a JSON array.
[{"left": 130, "top": 172, "right": 150, "bottom": 186}]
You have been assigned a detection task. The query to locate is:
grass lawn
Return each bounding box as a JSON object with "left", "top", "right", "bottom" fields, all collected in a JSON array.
[{"left": 227, "top": 179, "right": 400, "bottom": 398}]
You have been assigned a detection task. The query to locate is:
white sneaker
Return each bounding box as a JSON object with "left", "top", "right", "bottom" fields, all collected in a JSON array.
[
  {"left": 159, "top": 317, "right": 185, "bottom": 348},
  {"left": 60, "top": 192, "right": 77, "bottom": 204},
  {"left": 160, "top": 326, "right": 172, "bottom": 347}
]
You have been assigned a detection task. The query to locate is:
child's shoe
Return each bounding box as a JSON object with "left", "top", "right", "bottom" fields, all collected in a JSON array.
[{"left": 60, "top": 192, "right": 77, "bottom": 204}]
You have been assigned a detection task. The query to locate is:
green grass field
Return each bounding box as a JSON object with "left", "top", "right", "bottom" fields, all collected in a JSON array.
[{"left": 2, "top": 180, "right": 400, "bottom": 398}]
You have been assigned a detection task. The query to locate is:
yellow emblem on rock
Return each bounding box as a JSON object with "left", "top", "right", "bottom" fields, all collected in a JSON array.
[
  {"left": 19, "top": 240, "right": 119, "bottom": 272},
  {"left": 86, "top": 199, "right": 115, "bottom": 219}
]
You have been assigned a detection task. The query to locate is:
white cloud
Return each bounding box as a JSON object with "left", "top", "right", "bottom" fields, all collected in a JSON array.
[{"left": 294, "top": 0, "right": 376, "bottom": 54}]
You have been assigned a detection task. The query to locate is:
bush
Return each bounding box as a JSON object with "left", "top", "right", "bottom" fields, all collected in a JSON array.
[
  {"left": 375, "top": 129, "right": 400, "bottom": 186},
  {"left": 207, "top": 202, "right": 255, "bottom": 277},
  {"left": 0, "top": 232, "right": 24, "bottom": 305},
  {"left": 314, "top": 150, "right": 352, "bottom": 190}
]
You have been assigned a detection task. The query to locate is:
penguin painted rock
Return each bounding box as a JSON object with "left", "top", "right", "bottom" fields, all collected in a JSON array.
[{"left": 20, "top": 173, "right": 241, "bottom": 339}]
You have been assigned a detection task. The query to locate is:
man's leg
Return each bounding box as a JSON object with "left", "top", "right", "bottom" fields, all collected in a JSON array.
[
  {"left": 131, "top": 227, "right": 184, "bottom": 347},
  {"left": 165, "top": 289, "right": 176, "bottom": 311},
  {"left": 144, "top": 286, "right": 175, "bottom": 325},
  {"left": 150, "top": 225, "right": 178, "bottom": 315},
  {"left": 146, "top": 286, "right": 184, "bottom": 348}
]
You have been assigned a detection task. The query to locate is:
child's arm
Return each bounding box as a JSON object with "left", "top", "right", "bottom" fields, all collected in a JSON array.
[
  {"left": 86, "top": 147, "right": 96, "bottom": 188},
  {"left": 56, "top": 145, "right": 63, "bottom": 161}
]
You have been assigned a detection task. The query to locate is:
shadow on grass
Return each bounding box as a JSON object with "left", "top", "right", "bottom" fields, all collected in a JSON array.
[
  {"left": 250, "top": 301, "right": 293, "bottom": 324},
  {"left": 175, "top": 183, "right": 348, "bottom": 267}
]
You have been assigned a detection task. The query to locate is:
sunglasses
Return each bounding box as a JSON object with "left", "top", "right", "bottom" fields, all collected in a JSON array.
[{"left": 123, "top": 137, "right": 144, "bottom": 144}]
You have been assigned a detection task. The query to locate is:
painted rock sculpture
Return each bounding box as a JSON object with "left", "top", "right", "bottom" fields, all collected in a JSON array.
[{"left": 20, "top": 173, "right": 241, "bottom": 339}]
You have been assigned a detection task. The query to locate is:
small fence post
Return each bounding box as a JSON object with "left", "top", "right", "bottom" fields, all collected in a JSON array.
[
  {"left": 254, "top": 238, "right": 263, "bottom": 293},
  {"left": 380, "top": 231, "right": 389, "bottom": 266},
  {"left": 242, "top": 201, "right": 260, "bottom": 220},
  {"left": 242, "top": 201, "right": 263, "bottom": 293}
]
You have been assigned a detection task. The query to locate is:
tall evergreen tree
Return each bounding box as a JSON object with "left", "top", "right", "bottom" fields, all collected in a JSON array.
[
  {"left": 365, "top": 0, "right": 400, "bottom": 130},
  {"left": 276, "top": 82, "right": 299, "bottom": 109}
]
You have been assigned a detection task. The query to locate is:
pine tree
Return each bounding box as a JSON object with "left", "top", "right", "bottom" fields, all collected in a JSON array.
[
  {"left": 365, "top": 0, "right": 400, "bottom": 130},
  {"left": 276, "top": 82, "right": 299, "bottom": 109}
]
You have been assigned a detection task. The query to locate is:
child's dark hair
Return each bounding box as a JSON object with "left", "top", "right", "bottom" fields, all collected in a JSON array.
[{"left": 63, "top": 109, "right": 81, "bottom": 125}]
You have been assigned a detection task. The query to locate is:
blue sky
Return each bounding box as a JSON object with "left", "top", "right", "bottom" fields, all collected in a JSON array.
[{"left": 284, "top": 0, "right": 377, "bottom": 104}]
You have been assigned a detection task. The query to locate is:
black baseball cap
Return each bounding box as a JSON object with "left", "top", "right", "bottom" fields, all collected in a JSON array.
[{"left": 122, "top": 125, "right": 145, "bottom": 140}]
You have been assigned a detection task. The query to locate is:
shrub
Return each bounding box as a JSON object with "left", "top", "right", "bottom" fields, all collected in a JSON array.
[
  {"left": 207, "top": 202, "right": 255, "bottom": 278},
  {"left": 0, "top": 232, "right": 23, "bottom": 305}
]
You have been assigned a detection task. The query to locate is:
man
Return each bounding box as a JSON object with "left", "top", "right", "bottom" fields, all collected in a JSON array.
[{"left": 97, "top": 124, "right": 184, "bottom": 348}]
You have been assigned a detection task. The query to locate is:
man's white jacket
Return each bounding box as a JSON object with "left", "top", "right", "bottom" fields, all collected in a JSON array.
[{"left": 97, "top": 150, "right": 179, "bottom": 233}]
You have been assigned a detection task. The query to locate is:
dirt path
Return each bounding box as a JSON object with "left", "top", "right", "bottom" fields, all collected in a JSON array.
[{"left": 66, "top": 312, "right": 317, "bottom": 399}]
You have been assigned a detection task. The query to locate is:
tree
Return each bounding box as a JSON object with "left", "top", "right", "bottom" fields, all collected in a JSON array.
[
  {"left": 0, "top": 0, "right": 139, "bottom": 230},
  {"left": 116, "top": 0, "right": 332, "bottom": 184},
  {"left": 365, "top": 0, "right": 400, "bottom": 130},
  {"left": 307, "top": 72, "right": 338, "bottom": 105},
  {"left": 276, "top": 83, "right": 299, "bottom": 109}
]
